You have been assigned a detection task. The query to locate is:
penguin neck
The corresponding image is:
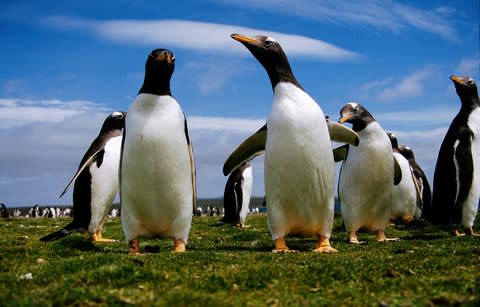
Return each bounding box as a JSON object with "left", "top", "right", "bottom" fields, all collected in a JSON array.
[
  {"left": 266, "top": 65, "right": 303, "bottom": 91},
  {"left": 459, "top": 95, "right": 480, "bottom": 112},
  {"left": 138, "top": 70, "right": 172, "bottom": 96}
]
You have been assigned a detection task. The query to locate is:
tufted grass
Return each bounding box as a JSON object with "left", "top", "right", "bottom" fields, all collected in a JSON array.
[{"left": 0, "top": 213, "right": 479, "bottom": 306}]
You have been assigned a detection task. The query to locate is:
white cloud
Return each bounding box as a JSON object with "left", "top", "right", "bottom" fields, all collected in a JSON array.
[
  {"left": 360, "top": 66, "right": 437, "bottom": 102},
  {"left": 41, "top": 17, "right": 361, "bottom": 61},
  {"left": 455, "top": 54, "right": 480, "bottom": 78},
  {"left": 215, "top": 0, "right": 459, "bottom": 41},
  {"left": 0, "top": 98, "right": 109, "bottom": 129}
]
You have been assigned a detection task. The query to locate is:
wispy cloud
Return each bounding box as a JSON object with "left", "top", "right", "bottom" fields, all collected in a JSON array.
[
  {"left": 40, "top": 17, "right": 361, "bottom": 61},
  {"left": 215, "top": 0, "right": 459, "bottom": 41},
  {"left": 0, "top": 98, "right": 109, "bottom": 129},
  {"left": 359, "top": 66, "right": 437, "bottom": 102},
  {"left": 455, "top": 54, "right": 480, "bottom": 78}
]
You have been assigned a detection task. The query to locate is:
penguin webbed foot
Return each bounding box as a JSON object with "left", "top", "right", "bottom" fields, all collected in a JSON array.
[
  {"left": 376, "top": 230, "right": 399, "bottom": 242},
  {"left": 272, "top": 237, "right": 296, "bottom": 253},
  {"left": 128, "top": 238, "right": 141, "bottom": 255},
  {"left": 464, "top": 228, "right": 480, "bottom": 237},
  {"left": 172, "top": 239, "right": 186, "bottom": 253},
  {"left": 313, "top": 236, "right": 339, "bottom": 253},
  {"left": 90, "top": 231, "right": 118, "bottom": 243},
  {"left": 348, "top": 231, "right": 365, "bottom": 244}
]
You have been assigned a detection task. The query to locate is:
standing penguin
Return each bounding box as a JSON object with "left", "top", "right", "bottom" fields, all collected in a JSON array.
[
  {"left": 222, "top": 160, "right": 253, "bottom": 227},
  {"left": 397, "top": 144, "right": 431, "bottom": 218},
  {"left": 226, "top": 34, "right": 359, "bottom": 253},
  {"left": 430, "top": 76, "right": 480, "bottom": 236},
  {"left": 337, "top": 103, "right": 401, "bottom": 244},
  {"left": 120, "top": 49, "right": 196, "bottom": 254},
  {"left": 387, "top": 133, "right": 419, "bottom": 222},
  {"left": 40, "top": 111, "right": 126, "bottom": 242}
]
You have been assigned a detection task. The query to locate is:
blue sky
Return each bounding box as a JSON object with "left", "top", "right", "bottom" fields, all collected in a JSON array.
[{"left": 0, "top": 0, "right": 478, "bottom": 207}]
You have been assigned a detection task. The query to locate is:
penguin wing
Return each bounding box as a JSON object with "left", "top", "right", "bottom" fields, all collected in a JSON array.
[
  {"left": 223, "top": 124, "right": 267, "bottom": 176},
  {"left": 332, "top": 144, "right": 349, "bottom": 162},
  {"left": 453, "top": 130, "right": 474, "bottom": 208},
  {"left": 326, "top": 119, "right": 359, "bottom": 146},
  {"left": 410, "top": 165, "right": 424, "bottom": 210},
  {"left": 234, "top": 177, "right": 244, "bottom": 216},
  {"left": 184, "top": 117, "right": 197, "bottom": 211},
  {"left": 393, "top": 155, "right": 402, "bottom": 186},
  {"left": 59, "top": 147, "right": 105, "bottom": 198}
]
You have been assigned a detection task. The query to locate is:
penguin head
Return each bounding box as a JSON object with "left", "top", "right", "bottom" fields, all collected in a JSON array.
[
  {"left": 398, "top": 145, "right": 415, "bottom": 161},
  {"left": 338, "top": 102, "right": 375, "bottom": 132},
  {"left": 231, "top": 33, "right": 302, "bottom": 90},
  {"left": 387, "top": 132, "right": 399, "bottom": 151},
  {"left": 100, "top": 111, "right": 127, "bottom": 134},
  {"left": 139, "top": 49, "right": 175, "bottom": 96},
  {"left": 450, "top": 76, "right": 478, "bottom": 106}
]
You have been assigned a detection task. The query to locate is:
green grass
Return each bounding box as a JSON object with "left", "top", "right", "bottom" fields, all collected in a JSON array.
[{"left": 0, "top": 214, "right": 479, "bottom": 306}]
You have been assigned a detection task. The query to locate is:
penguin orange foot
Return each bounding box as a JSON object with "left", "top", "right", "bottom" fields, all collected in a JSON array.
[
  {"left": 348, "top": 231, "right": 365, "bottom": 244},
  {"left": 272, "top": 237, "right": 296, "bottom": 253},
  {"left": 376, "top": 230, "right": 399, "bottom": 242},
  {"left": 91, "top": 230, "right": 118, "bottom": 243},
  {"left": 172, "top": 239, "right": 186, "bottom": 253},
  {"left": 465, "top": 227, "right": 480, "bottom": 236},
  {"left": 128, "top": 239, "right": 141, "bottom": 255},
  {"left": 313, "top": 236, "right": 338, "bottom": 253}
]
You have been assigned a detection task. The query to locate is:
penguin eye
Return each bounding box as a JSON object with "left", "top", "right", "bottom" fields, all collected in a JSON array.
[{"left": 264, "top": 39, "right": 273, "bottom": 47}]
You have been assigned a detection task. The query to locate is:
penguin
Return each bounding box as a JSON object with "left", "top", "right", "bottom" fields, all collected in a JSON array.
[
  {"left": 227, "top": 33, "right": 358, "bottom": 253},
  {"left": 430, "top": 75, "right": 480, "bottom": 236},
  {"left": 222, "top": 160, "right": 253, "bottom": 227},
  {"left": 40, "top": 111, "right": 126, "bottom": 242},
  {"left": 337, "top": 102, "right": 401, "bottom": 244},
  {"left": 387, "top": 133, "right": 419, "bottom": 222},
  {"left": 397, "top": 144, "right": 431, "bottom": 218},
  {"left": 0, "top": 203, "right": 9, "bottom": 218},
  {"left": 120, "top": 48, "right": 196, "bottom": 254}
]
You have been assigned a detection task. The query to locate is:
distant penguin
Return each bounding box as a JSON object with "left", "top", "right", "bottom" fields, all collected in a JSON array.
[
  {"left": 40, "top": 111, "right": 126, "bottom": 242},
  {"left": 120, "top": 49, "right": 196, "bottom": 254},
  {"left": 0, "top": 203, "right": 9, "bottom": 218},
  {"left": 431, "top": 76, "right": 480, "bottom": 236},
  {"left": 387, "top": 133, "right": 418, "bottom": 222},
  {"left": 226, "top": 34, "right": 357, "bottom": 253},
  {"left": 222, "top": 160, "right": 253, "bottom": 227},
  {"left": 337, "top": 103, "right": 401, "bottom": 244},
  {"left": 397, "top": 144, "right": 431, "bottom": 218}
]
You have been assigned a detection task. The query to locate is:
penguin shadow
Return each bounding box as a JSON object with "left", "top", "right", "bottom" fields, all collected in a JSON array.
[
  {"left": 388, "top": 219, "right": 449, "bottom": 241},
  {"left": 53, "top": 236, "right": 104, "bottom": 253}
]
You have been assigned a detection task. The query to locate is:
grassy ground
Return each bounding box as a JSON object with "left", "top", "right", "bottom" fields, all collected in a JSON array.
[{"left": 0, "top": 214, "right": 479, "bottom": 306}]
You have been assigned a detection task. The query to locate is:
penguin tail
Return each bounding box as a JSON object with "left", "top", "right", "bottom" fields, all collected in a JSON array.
[{"left": 39, "top": 223, "right": 80, "bottom": 242}]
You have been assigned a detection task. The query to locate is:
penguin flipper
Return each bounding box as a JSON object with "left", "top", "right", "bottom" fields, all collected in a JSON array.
[
  {"left": 59, "top": 147, "right": 104, "bottom": 198},
  {"left": 410, "top": 165, "right": 424, "bottom": 210},
  {"left": 393, "top": 155, "right": 402, "bottom": 186},
  {"left": 223, "top": 124, "right": 267, "bottom": 175},
  {"left": 39, "top": 222, "right": 81, "bottom": 242},
  {"left": 332, "top": 144, "right": 349, "bottom": 162},
  {"left": 184, "top": 117, "right": 197, "bottom": 211},
  {"left": 327, "top": 119, "right": 359, "bottom": 146},
  {"left": 453, "top": 134, "right": 474, "bottom": 208}
]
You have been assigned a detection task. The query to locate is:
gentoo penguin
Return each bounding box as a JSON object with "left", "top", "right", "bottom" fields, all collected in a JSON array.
[
  {"left": 397, "top": 144, "right": 431, "bottom": 218},
  {"left": 227, "top": 33, "right": 358, "bottom": 253},
  {"left": 120, "top": 49, "right": 196, "bottom": 254},
  {"left": 430, "top": 75, "right": 480, "bottom": 236},
  {"left": 222, "top": 160, "right": 253, "bottom": 227},
  {"left": 387, "top": 133, "right": 419, "bottom": 222},
  {"left": 0, "top": 203, "right": 9, "bottom": 218},
  {"left": 337, "top": 103, "right": 401, "bottom": 244},
  {"left": 40, "top": 111, "right": 126, "bottom": 242}
]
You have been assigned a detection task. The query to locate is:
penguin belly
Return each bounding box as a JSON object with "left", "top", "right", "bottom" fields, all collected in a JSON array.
[
  {"left": 238, "top": 165, "right": 253, "bottom": 226},
  {"left": 339, "top": 123, "right": 393, "bottom": 232},
  {"left": 265, "top": 82, "right": 335, "bottom": 240},
  {"left": 461, "top": 108, "right": 480, "bottom": 228},
  {"left": 121, "top": 94, "right": 193, "bottom": 243},
  {"left": 391, "top": 153, "right": 416, "bottom": 222},
  {"left": 88, "top": 135, "right": 122, "bottom": 234}
]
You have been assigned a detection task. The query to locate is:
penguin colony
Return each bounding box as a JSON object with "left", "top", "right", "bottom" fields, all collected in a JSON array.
[{"left": 41, "top": 34, "right": 479, "bottom": 253}]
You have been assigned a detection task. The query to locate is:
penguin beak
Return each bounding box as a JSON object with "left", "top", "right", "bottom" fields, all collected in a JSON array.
[
  {"left": 450, "top": 75, "right": 466, "bottom": 85},
  {"left": 339, "top": 114, "right": 352, "bottom": 124},
  {"left": 231, "top": 33, "right": 261, "bottom": 46}
]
